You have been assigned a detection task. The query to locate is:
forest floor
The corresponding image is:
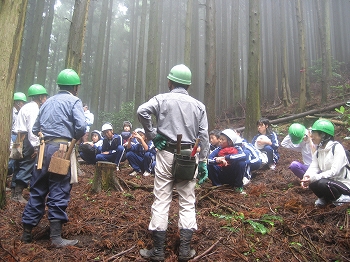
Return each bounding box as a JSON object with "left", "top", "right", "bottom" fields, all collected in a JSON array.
[{"left": 1, "top": 86, "right": 350, "bottom": 262}]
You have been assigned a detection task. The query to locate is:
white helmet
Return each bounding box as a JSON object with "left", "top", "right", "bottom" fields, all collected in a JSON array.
[
  {"left": 220, "top": 129, "right": 238, "bottom": 144},
  {"left": 134, "top": 128, "right": 145, "bottom": 134},
  {"left": 101, "top": 123, "right": 113, "bottom": 132}
]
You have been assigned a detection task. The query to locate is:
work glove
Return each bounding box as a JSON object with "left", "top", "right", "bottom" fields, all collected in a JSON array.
[
  {"left": 153, "top": 134, "right": 167, "bottom": 150},
  {"left": 197, "top": 161, "right": 208, "bottom": 185}
]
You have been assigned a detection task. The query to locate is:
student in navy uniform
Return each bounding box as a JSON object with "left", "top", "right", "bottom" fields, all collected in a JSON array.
[
  {"left": 207, "top": 129, "right": 246, "bottom": 193},
  {"left": 126, "top": 128, "right": 156, "bottom": 177},
  {"left": 21, "top": 69, "right": 86, "bottom": 247},
  {"left": 11, "top": 85, "right": 48, "bottom": 203},
  {"left": 251, "top": 118, "right": 280, "bottom": 170},
  {"left": 209, "top": 129, "right": 221, "bottom": 153},
  {"left": 96, "top": 123, "right": 125, "bottom": 170},
  {"left": 121, "top": 121, "right": 132, "bottom": 145},
  {"left": 79, "top": 130, "right": 103, "bottom": 164}
]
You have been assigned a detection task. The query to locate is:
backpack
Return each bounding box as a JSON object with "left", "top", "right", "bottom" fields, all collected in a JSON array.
[{"left": 316, "top": 142, "right": 350, "bottom": 170}]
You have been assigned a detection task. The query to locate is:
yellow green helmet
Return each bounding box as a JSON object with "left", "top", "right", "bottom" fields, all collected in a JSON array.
[
  {"left": 57, "top": 69, "right": 81, "bottom": 86},
  {"left": 13, "top": 92, "right": 27, "bottom": 102},
  {"left": 288, "top": 123, "right": 306, "bottom": 144}
]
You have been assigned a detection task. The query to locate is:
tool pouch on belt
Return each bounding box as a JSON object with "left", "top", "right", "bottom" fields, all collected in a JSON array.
[
  {"left": 171, "top": 154, "right": 197, "bottom": 180},
  {"left": 48, "top": 139, "right": 76, "bottom": 175},
  {"left": 10, "top": 132, "right": 24, "bottom": 160}
]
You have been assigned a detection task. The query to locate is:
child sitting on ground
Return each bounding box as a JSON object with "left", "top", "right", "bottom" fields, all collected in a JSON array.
[
  {"left": 126, "top": 128, "right": 156, "bottom": 177},
  {"left": 281, "top": 123, "right": 315, "bottom": 179},
  {"left": 234, "top": 130, "right": 263, "bottom": 185},
  {"left": 96, "top": 123, "right": 125, "bottom": 171},
  {"left": 121, "top": 121, "right": 132, "bottom": 146},
  {"left": 209, "top": 129, "right": 221, "bottom": 153},
  {"left": 251, "top": 118, "right": 280, "bottom": 170},
  {"left": 207, "top": 129, "right": 246, "bottom": 193},
  {"left": 79, "top": 130, "right": 103, "bottom": 164}
]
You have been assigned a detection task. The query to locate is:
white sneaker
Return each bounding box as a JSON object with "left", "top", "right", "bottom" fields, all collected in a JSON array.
[
  {"left": 143, "top": 171, "right": 151, "bottom": 177},
  {"left": 243, "top": 177, "right": 250, "bottom": 186},
  {"left": 315, "top": 198, "right": 327, "bottom": 207},
  {"left": 333, "top": 194, "right": 350, "bottom": 206},
  {"left": 129, "top": 171, "right": 140, "bottom": 176}
]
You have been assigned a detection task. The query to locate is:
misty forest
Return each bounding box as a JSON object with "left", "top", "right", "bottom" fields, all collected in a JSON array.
[{"left": 1, "top": 0, "right": 350, "bottom": 261}]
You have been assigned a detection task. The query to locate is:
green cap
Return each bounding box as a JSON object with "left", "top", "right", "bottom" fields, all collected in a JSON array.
[{"left": 57, "top": 69, "right": 81, "bottom": 86}]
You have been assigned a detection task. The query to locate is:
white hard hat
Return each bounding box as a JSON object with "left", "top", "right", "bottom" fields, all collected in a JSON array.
[
  {"left": 220, "top": 129, "right": 238, "bottom": 144},
  {"left": 101, "top": 123, "right": 113, "bottom": 131},
  {"left": 134, "top": 128, "right": 145, "bottom": 134},
  {"left": 254, "top": 135, "right": 269, "bottom": 149}
]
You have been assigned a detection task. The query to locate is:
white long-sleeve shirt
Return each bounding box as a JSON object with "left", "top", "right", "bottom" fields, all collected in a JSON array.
[
  {"left": 14, "top": 101, "right": 40, "bottom": 147},
  {"left": 281, "top": 132, "right": 314, "bottom": 165}
]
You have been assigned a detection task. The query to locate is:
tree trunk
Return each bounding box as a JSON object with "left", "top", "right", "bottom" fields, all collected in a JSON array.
[
  {"left": 184, "top": 0, "right": 193, "bottom": 66},
  {"left": 65, "top": 0, "right": 90, "bottom": 74},
  {"left": 0, "top": 0, "right": 28, "bottom": 209},
  {"left": 90, "top": 0, "right": 108, "bottom": 130},
  {"left": 92, "top": 162, "right": 123, "bottom": 193},
  {"left": 134, "top": 0, "right": 147, "bottom": 121},
  {"left": 100, "top": 0, "right": 113, "bottom": 113},
  {"left": 244, "top": 0, "right": 261, "bottom": 142},
  {"left": 204, "top": 0, "right": 217, "bottom": 131},
  {"left": 37, "top": 0, "right": 55, "bottom": 86},
  {"left": 296, "top": 0, "right": 307, "bottom": 112},
  {"left": 145, "top": 0, "right": 159, "bottom": 101}
]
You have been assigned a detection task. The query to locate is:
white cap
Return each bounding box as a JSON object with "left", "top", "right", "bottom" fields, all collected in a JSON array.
[
  {"left": 220, "top": 129, "right": 238, "bottom": 144},
  {"left": 101, "top": 123, "right": 113, "bottom": 131},
  {"left": 134, "top": 128, "right": 145, "bottom": 134}
]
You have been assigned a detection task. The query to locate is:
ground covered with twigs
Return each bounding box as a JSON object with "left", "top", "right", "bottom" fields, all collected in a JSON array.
[
  {"left": 2, "top": 85, "right": 350, "bottom": 261},
  {"left": 1, "top": 138, "right": 350, "bottom": 261}
]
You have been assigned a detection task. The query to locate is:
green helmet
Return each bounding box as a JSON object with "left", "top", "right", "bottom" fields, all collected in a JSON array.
[
  {"left": 28, "top": 84, "right": 48, "bottom": 97},
  {"left": 167, "top": 64, "right": 192, "bottom": 85},
  {"left": 288, "top": 123, "right": 306, "bottom": 144},
  {"left": 312, "top": 119, "right": 334, "bottom": 136},
  {"left": 13, "top": 92, "right": 27, "bottom": 102},
  {"left": 57, "top": 69, "right": 81, "bottom": 86}
]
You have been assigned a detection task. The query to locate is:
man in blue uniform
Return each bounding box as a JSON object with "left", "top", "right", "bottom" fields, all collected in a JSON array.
[
  {"left": 137, "top": 64, "right": 209, "bottom": 261},
  {"left": 21, "top": 69, "right": 86, "bottom": 248}
]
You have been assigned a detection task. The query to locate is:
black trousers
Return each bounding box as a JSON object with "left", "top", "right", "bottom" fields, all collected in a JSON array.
[{"left": 309, "top": 178, "right": 350, "bottom": 201}]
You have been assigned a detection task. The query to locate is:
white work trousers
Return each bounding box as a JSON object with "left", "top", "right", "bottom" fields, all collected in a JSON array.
[{"left": 148, "top": 150, "right": 197, "bottom": 231}]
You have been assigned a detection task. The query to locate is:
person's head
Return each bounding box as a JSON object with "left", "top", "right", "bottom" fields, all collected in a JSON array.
[
  {"left": 57, "top": 69, "right": 81, "bottom": 96},
  {"left": 101, "top": 123, "right": 114, "bottom": 139},
  {"left": 311, "top": 119, "right": 334, "bottom": 147},
  {"left": 209, "top": 129, "right": 221, "bottom": 146},
  {"left": 123, "top": 121, "right": 132, "bottom": 132},
  {"left": 257, "top": 118, "right": 271, "bottom": 135},
  {"left": 91, "top": 130, "right": 102, "bottom": 143},
  {"left": 219, "top": 129, "right": 238, "bottom": 148},
  {"left": 288, "top": 123, "right": 306, "bottom": 144},
  {"left": 167, "top": 64, "right": 191, "bottom": 91},
  {"left": 13, "top": 92, "right": 27, "bottom": 110},
  {"left": 134, "top": 128, "right": 146, "bottom": 141},
  {"left": 83, "top": 104, "right": 88, "bottom": 112},
  {"left": 28, "top": 84, "right": 48, "bottom": 106}
]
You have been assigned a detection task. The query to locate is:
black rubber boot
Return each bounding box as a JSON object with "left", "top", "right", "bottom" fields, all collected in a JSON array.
[
  {"left": 21, "top": 224, "right": 33, "bottom": 243},
  {"left": 178, "top": 229, "right": 196, "bottom": 261},
  {"left": 12, "top": 184, "right": 28, "bottom": 204},
  {"left": 49, "top": 219, "right": 78, "bottom": 248},
  {"left": 140, "top": 231, "right": 166, "bottom": 261}
]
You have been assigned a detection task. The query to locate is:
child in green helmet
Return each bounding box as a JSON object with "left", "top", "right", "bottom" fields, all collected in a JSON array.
[{"left": 301, "top": 119, "right": 350, "bottom": 207}]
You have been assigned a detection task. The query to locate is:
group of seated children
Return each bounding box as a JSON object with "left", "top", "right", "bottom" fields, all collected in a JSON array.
[
  {"left": 207, "top": 118, "right": 280, "bottom": 191},
  {"left": 78, "top": 121, "right": 156, "bottom": 176}
]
